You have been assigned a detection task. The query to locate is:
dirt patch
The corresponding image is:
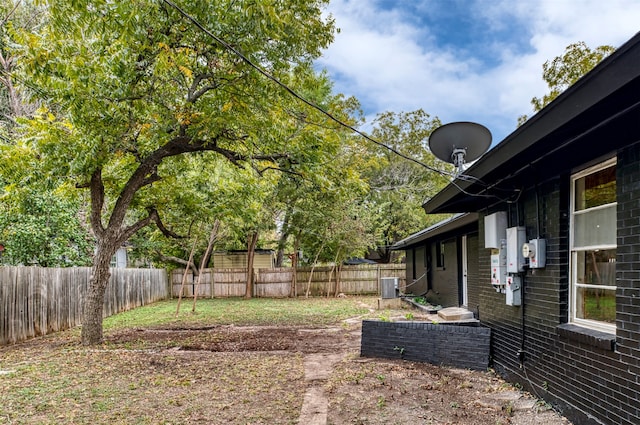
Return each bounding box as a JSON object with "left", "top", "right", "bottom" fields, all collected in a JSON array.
[
  {"left": 108, "top": 324, "right": 356, "bottom": 353},
  {"left": 0, "top": 321, "right": 571, "bottom": 424},
  {"left": 326, "top": 356, "right": 570, "bottom": 425}
]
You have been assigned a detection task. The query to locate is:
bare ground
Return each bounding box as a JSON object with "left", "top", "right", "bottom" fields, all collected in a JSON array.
[{"left": 0, "top": 319, "right": 572, "bottom": 424}]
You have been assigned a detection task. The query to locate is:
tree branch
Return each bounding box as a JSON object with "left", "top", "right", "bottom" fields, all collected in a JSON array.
[
  {"left": 187, "top": 73, "right": 218, "bottom": 103},
  {"left": 120, "top": 214, "right": 154, "bottom": 243},
  {"left": 189, "top": 84, "right": 218, "bottom": 103},
  {"left": 150, "top": 207, "right": 183, "bottom": 238},
  {"left": 253, "top": 165, "right": 302, "bottom": 177},
  {"left": 141, "top": 171, "right": 162, "bottom": 187},
  {"left": 199, "top": 220, "right": 220, "bottom": 271},
  {"left": 107, "top": 131, "right": 289, "bottom": 232},
  {"left": 120, "top": 207, "right": 183, "bottom": 243},
  {"left": 1, "top": 0, "right": 22, "bottom": 27},
  {"left": 156, "top": 252, "right": 200, "bottom": 275}
]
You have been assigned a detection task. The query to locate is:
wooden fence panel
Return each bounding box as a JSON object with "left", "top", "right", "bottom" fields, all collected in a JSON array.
[
  {"left": 211, "top": 268, "right": 246, "bottom": 298},
  {"left": 171, "top": 269, "right": 193, "bottom": 298},
  {"left": 295, "top": 266, "right": 338, "bottom": 296},
  {"left": 255, "top": 268, "right": 292, "bottom": 298},
  {"left": 170, "top": 264, "right": 405, "bottom": 298},
  {"left": 170, "top": 269, "right": 211, "bottom": 298},
  {"left": 0, "top": 267, "right": 168, "bottom": 346}
]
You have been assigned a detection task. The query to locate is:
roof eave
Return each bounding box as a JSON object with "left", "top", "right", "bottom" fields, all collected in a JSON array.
[
  {"left": 423, "top": 31, "right": 640, "bottom": 214},
  {"left": 391, "top": 212, "right": 478, "bottom": 250}
]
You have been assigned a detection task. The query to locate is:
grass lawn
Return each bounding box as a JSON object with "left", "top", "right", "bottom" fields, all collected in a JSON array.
[
  {"left": 0, "top": 297, "right": 572, "bottom": 425},
  {"left": 0, "top": 296, "right": 374, "bottom": 425},
  {"left": 103, "top": 296, "right": 372, "bottom": 331}
]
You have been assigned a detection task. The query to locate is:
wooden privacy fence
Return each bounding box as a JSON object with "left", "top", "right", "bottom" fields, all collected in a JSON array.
[
  {"left": 0, "top": 267, "right": 168, "bottom": 345},
  {"left": 172, "top": 263, "right": 405, "bottom": 298}
]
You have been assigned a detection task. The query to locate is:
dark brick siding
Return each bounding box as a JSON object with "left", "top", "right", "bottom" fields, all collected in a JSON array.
[
  {"left": 403, "top": 228, "right": 477, "bottom": 306},
  {"left": 431, "top": 238, "right": 458, "bottom": 306},
  {"left": 360, "top": 320, "right": 491, "bottom": 371},
  {"left": 470, "top": 141, "right": 640, "bottom": 425}
]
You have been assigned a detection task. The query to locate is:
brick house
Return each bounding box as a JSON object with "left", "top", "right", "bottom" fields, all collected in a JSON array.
[
  {"left": 401, "top": 32, "right": 640, "bottom": 424},
  {"left": 392, "top": 213, "right": 478, "bottom": 308}
]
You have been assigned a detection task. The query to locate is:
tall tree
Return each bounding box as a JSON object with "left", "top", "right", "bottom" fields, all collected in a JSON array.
[
  {"left": 13, "top": 0, "right": 338, "bottom": 345},
  {"left": 518, "top": 42, "right": 615, "bottom": 125},
  {"left": 1, "top": 2, "right": 93, "bottom": 266},
  {"left": 364, "top": 110, "right": 449, "bottom": 262},
  {"left": 1, "top": 0, "right": 39, "bottom": 135},
  {"left": 273, "top": 110, "right": 375, "bottom": 272},
  {"left": 245, "top": 69, "right": 366, "bottom": 269}
]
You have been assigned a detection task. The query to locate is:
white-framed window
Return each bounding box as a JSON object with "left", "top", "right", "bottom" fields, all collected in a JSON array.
[{"left": 570, "top": 157, "right": 617, "bottom": 333}]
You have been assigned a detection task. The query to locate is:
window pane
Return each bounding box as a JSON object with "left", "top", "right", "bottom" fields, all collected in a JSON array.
[
  {"left": 575, "top": 287, "right": 616, "bottom": 323},
  {"left": 436, "top": 241, "right": 444, "bottom": 268},
  {"left": 574, "top": 165, "right": 616, "bottom": 211},
  {"left": 575, "top": 249, "right": 616, "bottom": 286},
  {"left": 573, "top": 205, "right": 616, "bottom": 247}
]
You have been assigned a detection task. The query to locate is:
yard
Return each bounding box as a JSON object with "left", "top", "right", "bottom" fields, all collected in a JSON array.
[{"left": 0, "top": 297, "right": 570, "bottom": 424}]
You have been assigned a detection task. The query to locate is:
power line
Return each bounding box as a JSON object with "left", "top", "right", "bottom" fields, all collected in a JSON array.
[
  {"left": 160, "top": 0, "right": 513, "bottom": 202},
  {"left": 160, "top": 0, "right": 454, "bottom": 176}
]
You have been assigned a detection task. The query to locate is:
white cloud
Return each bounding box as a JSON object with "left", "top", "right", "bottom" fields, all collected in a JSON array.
[{"left": 318, "top": 0, "right": 640, "bottom": 143}]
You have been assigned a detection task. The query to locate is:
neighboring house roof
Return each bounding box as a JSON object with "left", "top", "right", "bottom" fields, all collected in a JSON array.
[
  {"left": 424, "top": 31, "right": 640, "bottom": 214},
  {"left": 391, "top": 212, "right": 478, "bottom": 250},
  {"left": 216, "top": 249, "right": 275, "bottom": 254},
  {"left": 343, "top": 257, "right": 377, "bottom": 265}
]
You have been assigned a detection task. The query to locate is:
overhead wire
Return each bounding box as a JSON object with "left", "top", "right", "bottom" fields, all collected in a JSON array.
[
  {"left": 0, "top": 0, "right": 517, "bottom": 202},
  {"left": 160, "top": 1, "right": 452, "bottom": 173},
  {"left": 161, "top": 0, "right": 516, "bottom": 202},
  {"left": 0, "top": 0, "right": 519, "bottom": 203}
]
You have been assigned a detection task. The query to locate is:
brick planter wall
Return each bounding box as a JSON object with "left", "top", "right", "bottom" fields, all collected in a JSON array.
[{"left": 360, "top": 320, "right": 491, "bottom": 370}]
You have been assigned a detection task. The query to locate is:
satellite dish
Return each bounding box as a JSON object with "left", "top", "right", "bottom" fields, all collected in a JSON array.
[{"left": 428, "top": 121, "right": 491, "bottom": 174}]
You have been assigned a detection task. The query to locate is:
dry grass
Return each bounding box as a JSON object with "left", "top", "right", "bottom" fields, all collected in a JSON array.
[{"left": 0, "top": 297, "right": 571, "bottom": 425}]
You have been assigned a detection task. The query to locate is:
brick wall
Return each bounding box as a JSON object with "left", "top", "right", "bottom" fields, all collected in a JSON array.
[
  {"left": 471, "top": 142, "right": 640, "bottom": 425},
  {"left": 616, "top": 141, "right": 640, "bottom": 369},
  {"left": 360, "top": 320, "right": 491, "bottom": 371}
]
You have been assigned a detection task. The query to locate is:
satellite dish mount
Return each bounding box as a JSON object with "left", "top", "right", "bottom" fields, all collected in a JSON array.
[
  {"left": 451, "top": 148, "right": 467, "bottom": 170},
  {"left": 429, "top": 122, "right": 492, "bottom": 175}
]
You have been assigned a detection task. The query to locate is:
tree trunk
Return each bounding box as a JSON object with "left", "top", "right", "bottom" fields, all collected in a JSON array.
[
  {"left": 377, "top": 246, "right": 392, "bottom": 264},
  {"left": 176, "top": 235, "right": 199, "bottom": 316},
  {"left": 81, "top": 243, "right": 116, "bottom": 345},
  {"left": 290, "top": 236, "right": 299, "bottom": 297},
  {"left": 275, "top": 249, "right": 284, "bottom": 268},
  {"left": 0, "top": 50, "right": 25, "bottom": 122},
  {"left": 245, "top": 231, "right": 259, "bottom": 299},
  {"left": 327, "top": 250, "right": 340, "bottom": 297},
  {"left": 192, "top": 221, "right": 220, "bottom": 312},
  {"left": 335, "top": 263, "right": 343, "bottom": 297},
  {"left": 305, "top": 242, "right": 324, "bottom": 298},
  {"left": 327, "top": 264, "right": 334, "bottom": 298},
  {"left": 275, "top": 213, "right": 290, "bottom": 268}
]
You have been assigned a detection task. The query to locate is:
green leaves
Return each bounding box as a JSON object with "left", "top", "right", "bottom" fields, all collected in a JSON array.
[
  {"left": 11, "top": 0, "right": 340, "bottom": 229},
  {"left": 361, "top": 110, "right": 449, "bottom": 261},
  {"left": 0, "top": 189, "right": 93, "bottom": 266},
  {"left": 519, "top": 41, "right": 615, "bottom": 125}
]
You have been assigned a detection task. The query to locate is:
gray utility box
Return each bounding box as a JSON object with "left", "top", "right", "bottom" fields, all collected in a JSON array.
[{"left": 380, "top": 277, "right": 399, "bottom": 299}]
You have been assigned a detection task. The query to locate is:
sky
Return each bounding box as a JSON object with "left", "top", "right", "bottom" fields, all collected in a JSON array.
[{"left": 316, "top": 0, "right": 640, "bottom": 147}]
